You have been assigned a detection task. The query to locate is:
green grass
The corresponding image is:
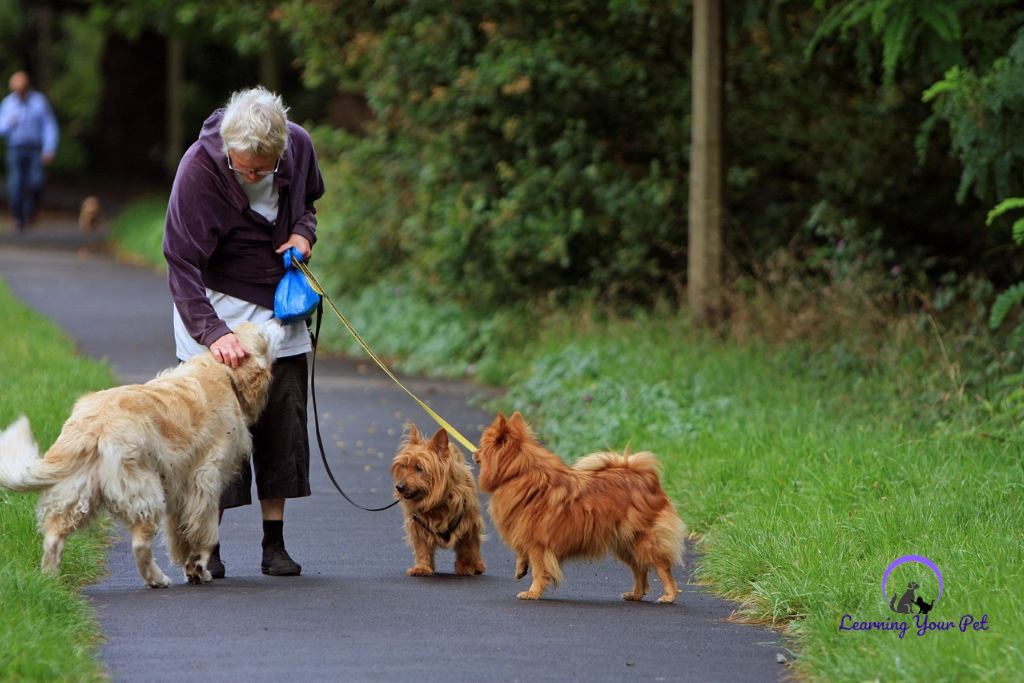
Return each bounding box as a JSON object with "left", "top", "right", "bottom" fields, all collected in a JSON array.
[
  {"left": 0, "top": 279, "right": 116, "bottom": 682},
  {"left": 494, "top": 312, "right": 1024, "bottom": 681},
  {"left": 106, "top": 194, "right": 169, "bottom": 268},
  {"left": 100, "top": 196, "right": 1024, "bottom": 680}
]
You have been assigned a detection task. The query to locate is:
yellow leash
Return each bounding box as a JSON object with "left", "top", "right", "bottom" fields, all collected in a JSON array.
[{"left": 294, "top": 260, "right": 479, "bottom": 453}]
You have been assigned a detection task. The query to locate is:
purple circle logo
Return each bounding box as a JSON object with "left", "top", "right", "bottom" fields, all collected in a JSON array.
[{"left": 883, "top": 555, "right": 942, "bottom": 615}]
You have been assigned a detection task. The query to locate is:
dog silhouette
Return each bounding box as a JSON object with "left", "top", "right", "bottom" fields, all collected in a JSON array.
[{"left": 890, "top": 581, "right": 920, "bottom": 614}]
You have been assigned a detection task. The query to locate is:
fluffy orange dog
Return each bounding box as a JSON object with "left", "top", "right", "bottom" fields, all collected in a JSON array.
[
  {"left": 474, "top": 412, "right": 685, "bottom": 602},
  {"left": 391, "top": 425, "right": 486, "bottom": 577}
]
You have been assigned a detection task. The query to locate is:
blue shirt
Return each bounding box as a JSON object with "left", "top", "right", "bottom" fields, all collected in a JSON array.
[{"left": 0, "top": 90, "right": 59, "bottom": 156}]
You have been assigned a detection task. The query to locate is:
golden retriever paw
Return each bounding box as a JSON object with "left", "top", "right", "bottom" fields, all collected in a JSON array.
[
  {"left": 185, "top": 560, "right": 212, "bottom": 584},
  {"left": 187, "top": 569, "right": 212, "bottom": 584},
  {"left": 407, "top": 565, "right": 434, "bottom": 577},
  {"left": 655, "top": 593, "right": 677, "bottom": 604},
  {"left": 622, "top": 591, "right": 645, "bottom": 601},
  {"left": 516, "top": 590, "right": 542, "bottom": 600},
  {"left": 148, "top": 574, "right": 171, "bottom": 589}
]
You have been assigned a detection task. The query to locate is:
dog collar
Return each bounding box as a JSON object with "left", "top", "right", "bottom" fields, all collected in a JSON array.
[{"left": 412, "top": 513, "right": 463, "bottom": 544}]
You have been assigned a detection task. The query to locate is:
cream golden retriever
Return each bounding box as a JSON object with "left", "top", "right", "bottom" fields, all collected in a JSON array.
[{"left": 0, "top": 320, "right": 283, "bottom": 587}]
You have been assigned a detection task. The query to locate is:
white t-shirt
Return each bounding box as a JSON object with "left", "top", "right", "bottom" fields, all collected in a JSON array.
[{"left": 173, "top": 171, "right": 312, "bottom": 361}]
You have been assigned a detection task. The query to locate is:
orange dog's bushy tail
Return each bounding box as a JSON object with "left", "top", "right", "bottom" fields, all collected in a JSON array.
[
  {"left": 573, "top": 449, "right": 663, "bottom": 483},
  {"left": 573, "top": 450, "right": 685, "bottom": 569}
]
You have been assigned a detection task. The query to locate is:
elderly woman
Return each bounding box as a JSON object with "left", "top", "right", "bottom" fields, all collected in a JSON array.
[{"left": 164, "top": 86, "right": 325, "bottom": 578}]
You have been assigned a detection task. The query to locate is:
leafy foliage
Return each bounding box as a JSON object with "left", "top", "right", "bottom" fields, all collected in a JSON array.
[
  {"left": 986, "top": 197, "right": 1024, "bottom": 330},
  {"left": 989, "top": 281, "right": 1024, "bottom": 330},
  {"left": 283, "top": 0, "right": 692, "bottom": 309},
  {"left": 284, "top": 1, "right": 1010, "bottom": 313},
  {"left": 810, "top": 1, "right": 1024, "bottom": 205},
  {"left": 924, "top": 29, "right": 1024, "bottom": 203},
  {"left": 808, "top": 0, "right": 1019, "bottom": 85}
]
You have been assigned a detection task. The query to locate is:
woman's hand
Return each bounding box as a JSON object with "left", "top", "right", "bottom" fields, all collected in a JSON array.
[
  {"left": 276, "top": 234, "right": 312, "bottom": 261},
  {"left": 210, "top": 333, "right": 250, "bottom": 369}
]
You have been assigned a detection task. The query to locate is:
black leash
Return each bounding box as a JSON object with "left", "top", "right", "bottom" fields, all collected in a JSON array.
[
  {"left": 412, "top": 513, "right": 463, "bottom": 545},
  {"left": 309, "top": 303, "right": 399, "bottom": 512}
]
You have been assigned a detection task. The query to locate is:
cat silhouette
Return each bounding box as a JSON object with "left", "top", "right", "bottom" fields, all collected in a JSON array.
[{"left": 914, "top": 596, "right": 934, "bottom": 615}]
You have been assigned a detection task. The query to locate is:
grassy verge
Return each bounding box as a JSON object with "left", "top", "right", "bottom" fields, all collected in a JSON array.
[
  {"left": 106, "top": 197, "right": 1023, "bottom": 679},
  {"left": 0, "top": 280, "right": 117, "bottom": 681},
  {"left": 495, "top": 311, "right": 1023, "bottom": 680},
  {"left": 106, "top": 194, "right": 169, "bottom": 268}
]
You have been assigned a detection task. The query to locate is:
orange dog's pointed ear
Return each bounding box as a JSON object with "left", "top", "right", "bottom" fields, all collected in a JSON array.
[
  {"left": 407, "top": 424, "right": 421, "bottom": 443},
  {"left": 429, "top": 428, "right": 450, "bottom": 455},
  {"left": 510, "top": 412, "right": 524, "bottom": 425}
]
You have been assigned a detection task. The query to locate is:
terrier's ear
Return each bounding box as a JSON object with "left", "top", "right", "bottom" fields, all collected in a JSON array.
[
  {"left": 429, "top": 428, "right": 450, "bottom": 455},
  {"left": 407, "top": 423, "right": 421, "bottom": 443}
]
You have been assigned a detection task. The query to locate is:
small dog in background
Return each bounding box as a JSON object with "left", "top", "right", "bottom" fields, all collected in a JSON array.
[
  {"left": 391, "top": 425, "right": 487, "bottom": 577},
  {"left": 78, "top": 196, "right": 101, "bottom": 231},
  {"left": 474, "top": 412, "right": 686, "bottom": 602}
]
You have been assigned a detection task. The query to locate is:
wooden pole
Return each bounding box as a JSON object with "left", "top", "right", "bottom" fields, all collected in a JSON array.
[
  {"left": 166, "top": 35, "right": 185, "bottom": 178},
  {"left": 687, "top": 0, "right": 724, "bottom": 322}
]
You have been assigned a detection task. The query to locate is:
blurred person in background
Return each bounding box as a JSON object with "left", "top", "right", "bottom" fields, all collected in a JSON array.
[{"left": 0, "top": 71, "right": 59, "bottom": 233}]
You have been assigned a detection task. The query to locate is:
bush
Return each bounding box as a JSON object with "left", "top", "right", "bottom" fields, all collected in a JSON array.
[{"left": 288, "top": 1, "right": 692, "bottom": 309}]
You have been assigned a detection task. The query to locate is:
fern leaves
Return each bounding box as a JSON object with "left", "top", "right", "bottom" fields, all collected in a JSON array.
[
  {"left": 808, "top": 0, "right": 968, "bottom": 84},
  {"left": 990, "top": 282, "right": 1024, "bottom": 330},
  {"left": 988, "top": 198, "right": 1024, "bottom": 329}
]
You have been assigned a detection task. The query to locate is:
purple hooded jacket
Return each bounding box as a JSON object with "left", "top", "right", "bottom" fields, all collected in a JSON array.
[{"left": 164, "top": 109, "right": 326, "bottom": 349}]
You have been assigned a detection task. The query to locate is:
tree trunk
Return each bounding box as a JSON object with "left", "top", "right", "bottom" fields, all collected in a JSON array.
[
  {"left": 94, "top": 30, "right": 168, "bottom": 181},
  {"left": 260, "top": 40, "right": 281, "bottom": 94},
  {"left": 166, "top": 35, "right": 185, "bottom": 178},
  {"left": 34, "top": 2, "right": 55, "bottom": 91},
  {"left": 687, "top": 0, "right": 725, "bottom": 322}
]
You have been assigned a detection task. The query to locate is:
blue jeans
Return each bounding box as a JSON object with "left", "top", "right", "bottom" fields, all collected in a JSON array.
[{"left": 6, "top": 144, "right": 45, "bottom": 229}]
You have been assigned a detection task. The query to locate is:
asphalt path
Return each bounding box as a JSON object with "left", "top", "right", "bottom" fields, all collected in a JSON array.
[{"left": 0, "top": 219, "right": 788, "bottom": 682}]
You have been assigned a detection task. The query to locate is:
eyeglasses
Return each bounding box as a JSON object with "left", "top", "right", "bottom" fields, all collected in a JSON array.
[{"left": 227, "top": 155, "right": 281, "bottom": 177}]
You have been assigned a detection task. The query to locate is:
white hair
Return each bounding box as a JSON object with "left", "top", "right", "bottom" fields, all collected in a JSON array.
[{"left": 219, "top": 86, "right": 290, "bottom": 159}]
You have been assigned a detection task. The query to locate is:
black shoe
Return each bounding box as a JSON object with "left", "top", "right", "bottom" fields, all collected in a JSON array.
[
  {"left": 261, "top": 545, "right": 302, "bottom": 576},
  {"left": 208, "top": 544, "right": 226, "bottom": 579}
]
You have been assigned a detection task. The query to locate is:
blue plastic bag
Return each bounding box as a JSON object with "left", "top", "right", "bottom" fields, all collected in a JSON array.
[{"left": 274, "top": 247, "right": 321, "bottom": 324}]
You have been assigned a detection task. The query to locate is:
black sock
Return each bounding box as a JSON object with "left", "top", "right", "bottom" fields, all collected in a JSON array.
[{"left": 262, "top": 520, "right": 284, "bottom": 550}]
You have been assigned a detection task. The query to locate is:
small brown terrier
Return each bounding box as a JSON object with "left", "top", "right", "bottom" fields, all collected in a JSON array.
[
  {"left": 391, "top": 425, "right": 487, "bottom": 577},
  {"left": 474, "top": 412, "right": 686, "bottom": 602}
]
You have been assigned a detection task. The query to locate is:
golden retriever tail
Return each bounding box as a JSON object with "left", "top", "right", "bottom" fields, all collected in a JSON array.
[{"left": 0, "top": 415, "right": 77, "bottom": 492}]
